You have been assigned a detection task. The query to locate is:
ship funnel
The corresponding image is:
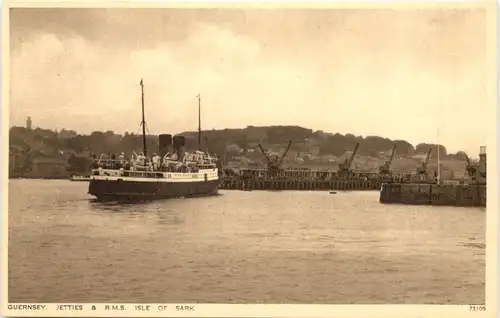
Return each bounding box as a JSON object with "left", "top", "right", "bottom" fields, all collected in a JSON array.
[
  {"left": 159, "top": 134, "right": 173, "bottom": 158},
  {"left": 173, "top": 135, "right": 183, "bottom": 151},
  {"left": 173, "top": 135, "right": 187, "bottom": 161}
]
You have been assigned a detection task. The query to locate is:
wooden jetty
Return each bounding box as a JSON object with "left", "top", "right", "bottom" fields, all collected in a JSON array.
[
  {"left": 220, "top": 176, "right": 383, "bottom": 191},
  {"left": 219, "top": 142, "right": 438, "bottom": 191}
]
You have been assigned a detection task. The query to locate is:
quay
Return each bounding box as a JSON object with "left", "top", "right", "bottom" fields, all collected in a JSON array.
[
  {"left": 379, "top": 146, "right": 487, "bottom": 207},
  {"left": 219, "top": 141, "right": 423, "bottom": 191},
  {"left": 379, "top": 183, "right": 486, "bottom": 207},
  {"left": 218, "top": 167, "right": 437, "bottom": 191},
  {"left": 220, "top": 177, "right": 383, "bottom": 191}
]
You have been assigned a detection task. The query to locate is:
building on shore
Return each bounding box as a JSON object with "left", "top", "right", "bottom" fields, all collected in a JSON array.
[
  {"left": 29, "top": 157, "right": 69, "bottom": 179},
  {"left": 9, "top": 147, "right": 69, "bottom": 179}
]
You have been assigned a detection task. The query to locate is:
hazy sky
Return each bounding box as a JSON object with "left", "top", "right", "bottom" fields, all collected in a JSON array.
[{"left": 9, "top": 7, "right": 493, "bottom": 155}]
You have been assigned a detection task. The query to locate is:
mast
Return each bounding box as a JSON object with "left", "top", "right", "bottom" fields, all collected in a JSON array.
[
  {"left": 437, "top": 128, "right": 440, "bottom": 184},
  {"left": 224, "top": 140, "right": 227, "bottom": 165},
  {"left": 140, "top": 78, "right": 147, "bottom": 157},
  {"left": 197, "top": 94, "right": 201, "bottom": 150}
]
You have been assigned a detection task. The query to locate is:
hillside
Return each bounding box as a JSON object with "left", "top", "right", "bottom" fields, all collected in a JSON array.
[
  {"left": 179, "top": 125, "right": 466, "bottom": 159},
  {"left": 9, "top": 125, "right": 471, "bottom": 176}
]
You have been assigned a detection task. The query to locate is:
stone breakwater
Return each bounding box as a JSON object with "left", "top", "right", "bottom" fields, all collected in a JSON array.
[{"left": 379, "top": 182, "right": 486, "bottom": 207}]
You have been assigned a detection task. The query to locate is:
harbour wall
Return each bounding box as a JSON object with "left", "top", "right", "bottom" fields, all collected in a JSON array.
[
  {"left": 9, "top": 172, "right": 69, "bottom": 180},
  {"left": 379, "top": 182, "right": 486, "bottom": 207},
  {"left": 220, "top": 178, "right": 382, "bottom": 191}
]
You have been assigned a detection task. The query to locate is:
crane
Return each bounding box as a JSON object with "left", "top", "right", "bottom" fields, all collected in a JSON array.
[
  {"left": 347, "top": 142, "right": 359, "bottom": 168},
  {"left": 258, "top": 140, "right": 293, "bottom": 176},
  {"left": 379, "top": 144, "right": 397, "bottom": 175},
  {"left": 465, "top": 155, "right": 477, "bottom": 179},
  {"left": 337, "top": 142, "right": 359, "bottom": 179},
  {"left": 416, "top": 148, "right": 432, "bottom": 175}
]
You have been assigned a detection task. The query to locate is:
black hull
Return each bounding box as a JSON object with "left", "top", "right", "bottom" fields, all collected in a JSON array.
[{"left": 88, "top": 178, "right": 223, "bottom": 201}]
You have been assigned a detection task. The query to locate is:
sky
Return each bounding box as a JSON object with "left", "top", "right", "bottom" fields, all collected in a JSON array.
[{"left": 9, "top": 7, "right": 493, "bottom": 155}]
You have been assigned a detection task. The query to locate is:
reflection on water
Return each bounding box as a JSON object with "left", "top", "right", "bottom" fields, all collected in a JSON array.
[{"left": 8, "top": 179, "right": 485, "bottom": 304}]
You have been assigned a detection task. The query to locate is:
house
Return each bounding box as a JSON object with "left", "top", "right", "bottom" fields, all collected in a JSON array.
[
  {"left": 320, "top": 154, "right": 337, "bottom": 163},
  {"left": 309, "top": 146, "right": 320, "bottom": 157},
  {"left": 30, "top": 157, "right": 68, "bottom": 179},
  {"left": 9, "top": 151, "right": 17, "bottom": 175},
  {"left": 286, "top": 150, "right": 298, "bottom": 158},
  {"left": 412, "top": 153, "right": 428, "bottom": 160},
  {"left": 58, "top": 129, "right": 77, "bottom": 139},
  {"left": 225, "top": 144, "right": 241, "bottom": 153},
  {"left": 8, "top": 146, "right": 28, "bottom": 177}
]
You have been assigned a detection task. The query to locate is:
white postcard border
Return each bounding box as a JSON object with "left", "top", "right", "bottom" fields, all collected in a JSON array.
[{"left": 1, "top": 0, "right": 498, "bottom": 317}]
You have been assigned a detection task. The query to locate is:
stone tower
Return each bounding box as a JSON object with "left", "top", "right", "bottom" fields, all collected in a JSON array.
[
  {"left": 26, "top": 116, "right": 32, "bottom": 130},
  {"left": 477, "top": 146, "right": 487, "bottom": 184}
]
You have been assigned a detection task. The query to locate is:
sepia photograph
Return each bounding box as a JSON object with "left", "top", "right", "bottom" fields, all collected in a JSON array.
[{"left": 3, "top": 1, "right": 498, "bottom": 317}]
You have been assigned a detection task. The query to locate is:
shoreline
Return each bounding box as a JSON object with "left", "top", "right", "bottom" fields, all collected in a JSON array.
[{"left": 9, "top": 176, "right": 70, "bottom": 180}]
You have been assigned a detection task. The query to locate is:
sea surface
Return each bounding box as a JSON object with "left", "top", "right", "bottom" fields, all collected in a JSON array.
[{"left": 8, "top": 179, "right": 486, "bottom": 304}]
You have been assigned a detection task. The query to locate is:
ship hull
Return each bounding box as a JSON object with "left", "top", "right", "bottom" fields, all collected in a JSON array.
[{"left": 88, "top": 178, "right": 223, "bottom": 201}]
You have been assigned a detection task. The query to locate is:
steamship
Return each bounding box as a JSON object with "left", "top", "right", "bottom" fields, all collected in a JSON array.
[{"left": 87, "top": 80, "right": 222, "bottom": 201}]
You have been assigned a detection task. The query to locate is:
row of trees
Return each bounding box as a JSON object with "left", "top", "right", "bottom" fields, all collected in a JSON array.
[{"left": 10, "top": 125, "right": 465, "bottom": 160}]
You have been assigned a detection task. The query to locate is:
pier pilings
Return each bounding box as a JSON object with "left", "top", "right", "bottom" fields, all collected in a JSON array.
[{"left": 219, "top": 178, "right": 382, "bottom": 191}]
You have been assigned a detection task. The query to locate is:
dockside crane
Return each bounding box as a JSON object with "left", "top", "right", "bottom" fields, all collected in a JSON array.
[
  {"left": 277, "top": 140, "right": 292, "bottom": 167},
  {"left": 338, "top": 142, "right": 360, "bottom": 179},
  {"left": 347, "top": 142, "right": 359, "bottom": 169},
  {"left": 465, "top": 155, "right": 477, "bottom": 180},
  {"left": 258, "top": 144, "right": 272, "bottom": 165},
  {"left": 258, "top": 140, "right": 292, "bottom": 176},
  {"left": 416, "top": 148, "right": 432, "bottom": 175},
  {"left": 379, "top": 144, "right": 397, "bottom": 175}
]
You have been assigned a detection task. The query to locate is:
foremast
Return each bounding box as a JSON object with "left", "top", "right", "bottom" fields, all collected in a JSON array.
[
  {"left": 140, "top": 79, "right": 147, "bottom": 157},
  {"left": 197, "top": 94, "right": 202, "bottom": 151}
]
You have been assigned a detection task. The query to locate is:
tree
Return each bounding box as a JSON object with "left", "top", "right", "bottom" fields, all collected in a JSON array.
[
  {"left": 453, "top": 151, "right": 468, "bottom": 160},
  {"left": 415, "top": 143, "right": 447, "bottom": 158}
]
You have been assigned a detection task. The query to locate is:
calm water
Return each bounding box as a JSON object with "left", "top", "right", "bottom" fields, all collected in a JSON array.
[{"left": 8, "top": 179, "right": 485, "bottom": 304}]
